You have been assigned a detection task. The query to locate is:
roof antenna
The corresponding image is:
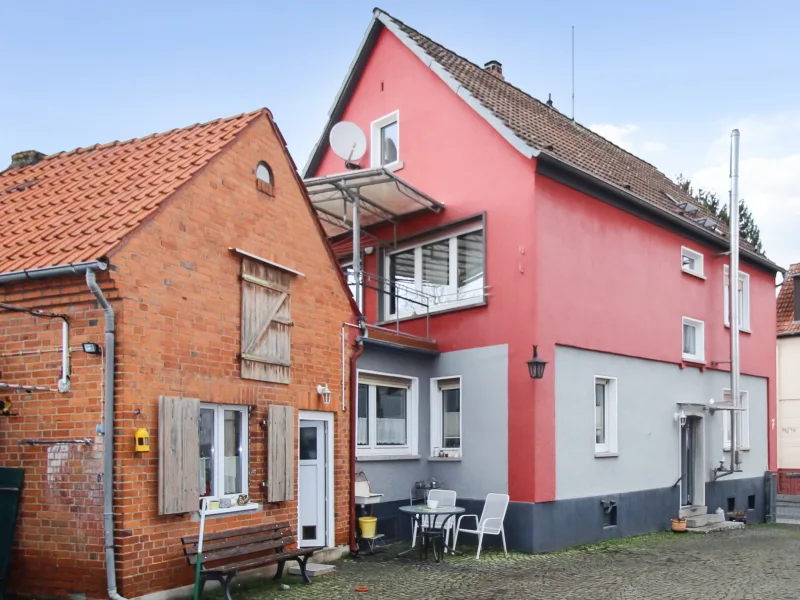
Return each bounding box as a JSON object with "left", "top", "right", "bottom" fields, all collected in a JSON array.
[{"left": 571, "top": 25, "right": 575, "bottom": 121}]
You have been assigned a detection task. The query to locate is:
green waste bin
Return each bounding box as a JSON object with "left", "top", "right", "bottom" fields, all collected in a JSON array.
[{"left": 0, "top": 468, "right": 24, "bottom": 598}]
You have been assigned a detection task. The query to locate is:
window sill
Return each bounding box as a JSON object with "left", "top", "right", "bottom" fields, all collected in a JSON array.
[
  {"left": 724, "top": 448, "right": 750, "bottom": 452},
  {"left": 428, "top": 456, "right": 462, "bottom": 462},
  {"left": 194, "top": 503, "right": 260, "bottom": 519},
  {"left": 378, "top": 160, "right": 404, "bottom": 172},
  {"left": 356, "top": 454, "right": 421, "bottom": 462},
  {"left": 681, "top": 268, "right": 706, "bottom": 280},
  {"left": 681, "top": 356, "right": 706, "bottom": 367},
  {"left": 595, "top": 452, "right": 619, "bottom": 459}
]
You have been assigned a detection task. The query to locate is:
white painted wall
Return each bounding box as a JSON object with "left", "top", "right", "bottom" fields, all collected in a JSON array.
[{"left": 778, "top": 336, "right": 800, "bottom": 468}]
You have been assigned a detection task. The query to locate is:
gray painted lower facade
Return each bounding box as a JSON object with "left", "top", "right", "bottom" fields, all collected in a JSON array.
[
  {"left": 355, "top": 342, "right": 509, "bottom": 502},
  {"left": 356, "top": 343, "right": 771, "bottom": 554}
]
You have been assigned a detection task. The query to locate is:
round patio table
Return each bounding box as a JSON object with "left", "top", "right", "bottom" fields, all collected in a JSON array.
[{"left": 397, "top": 504, "right": 465, "bottom": 563}]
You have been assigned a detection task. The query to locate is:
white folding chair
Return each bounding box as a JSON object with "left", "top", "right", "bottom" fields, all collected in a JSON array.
[
  {"left": 411, "top": 489, "right": 457, "bottom": 549},
  {"left": 453, "top": 493, "right": 510, "bottom": 559}
]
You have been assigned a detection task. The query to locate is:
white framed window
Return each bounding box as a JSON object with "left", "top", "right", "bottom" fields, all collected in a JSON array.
[
  {"left": 356, "top": 371, "right": 418, "bottom": 457},
  {"left": 724, "top": 266, "right": 751, "bottom": 332},
  {"left": 199, "top": 404, "right": 253, "bottom": 511},
  {"left": 384, "top": 225, "right": 485, "bottom": 320},
  {"left": 722, "top": 389, "right": 750, "bottom": 451},
  {"left": 682, "top": 317, "right": 705, "bottom": 363},
  {"left": 430, "top": 377, "right": 462, "bottom": 458},
  {"left": 594, "top": 376, "right": 618, "bottom": 456},
  {"left": 681, "top": 246, "right": 704, "bottom": 278},
  {"left": 370, "top": 111, "right": 401, "bottom": 169},
  {"left": 340, "top": 259, "right": 363, "bottom": 310}
]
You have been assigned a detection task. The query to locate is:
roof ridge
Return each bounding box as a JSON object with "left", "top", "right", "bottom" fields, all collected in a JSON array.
[
  {"left": 377, "top": 9, "right": 727, "bottom": 229},
  {"left": 377, "top": 9, "right": 666, "bottom": 175},
  {"left": 6, "top": 108, "right": 264, "bottom": 174}
]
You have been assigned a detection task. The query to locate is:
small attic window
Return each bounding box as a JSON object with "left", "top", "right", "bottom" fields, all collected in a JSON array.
[{"left": 256, "top": 162, "right": 274, "bottom": 196}]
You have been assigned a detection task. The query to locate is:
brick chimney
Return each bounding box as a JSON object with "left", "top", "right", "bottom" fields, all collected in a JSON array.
[
  {"left": 9, "top": 150, "right": 45, "bottom": 170},
  {"left": 484, "top": 60, "right": 504, "bottom": 80}
]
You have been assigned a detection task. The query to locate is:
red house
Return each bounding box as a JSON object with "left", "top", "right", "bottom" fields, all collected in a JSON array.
[{"left": 303, "top": 9, "right": 780, "bottom": 550}]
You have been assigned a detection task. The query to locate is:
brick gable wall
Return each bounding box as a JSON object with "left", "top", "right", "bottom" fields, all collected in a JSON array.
[{"left": 1, "top": 113, "right": 356, "bottom": 598}]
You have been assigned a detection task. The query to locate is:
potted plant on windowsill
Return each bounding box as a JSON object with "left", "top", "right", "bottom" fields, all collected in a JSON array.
[{"left": 671, "top": 517, "right": 687, "bottom": 532}]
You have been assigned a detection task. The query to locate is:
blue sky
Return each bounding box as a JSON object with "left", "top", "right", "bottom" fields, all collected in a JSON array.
[{"left": 2, "top": 0, "right": 798, "bottom": 267}]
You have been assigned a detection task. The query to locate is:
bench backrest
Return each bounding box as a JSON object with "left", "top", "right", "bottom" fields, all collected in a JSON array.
[{"left": 181, "top": 522, "right": 295, "bottom": 568}]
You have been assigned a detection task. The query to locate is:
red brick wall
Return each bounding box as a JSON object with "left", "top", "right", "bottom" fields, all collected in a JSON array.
[
  {"left": 1, "top": 113, "right": 356, "bottom": 599},
  {"left": 778, "top": 469, "right": 800, "bottom": 495},
  {"left": 107, "top": 114, "right": 355, "bottom": 598},
  {"left": 0, "top": 278, "right": 119, "bottom": 597}
]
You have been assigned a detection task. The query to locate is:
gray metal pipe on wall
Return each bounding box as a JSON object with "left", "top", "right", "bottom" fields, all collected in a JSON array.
[{"left": 85, "top": 269, "right": 127, "bottom": 600}]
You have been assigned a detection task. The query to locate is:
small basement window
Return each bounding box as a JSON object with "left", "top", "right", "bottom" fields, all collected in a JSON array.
[
  {"left": 256, "top": 162, "right": 274, "bottom": 196},
  {"left": 681, "top": 246, "right": 704, "bottom": 278}
]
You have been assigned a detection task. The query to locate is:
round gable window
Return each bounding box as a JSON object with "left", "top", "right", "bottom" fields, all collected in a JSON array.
[{"left": 256, "top": 162, "right": 274, "bottom": 195}]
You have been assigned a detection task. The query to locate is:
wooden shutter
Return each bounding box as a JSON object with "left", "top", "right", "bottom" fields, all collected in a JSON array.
[
  {"left": 240, "top": 258, "right": 293, "bottom": 384},
  {"left": 158, "top": 396, "right": 200, "bottom": 515},
  {"left": 266, "top": 405, "right": 295, "bottom": 502}
]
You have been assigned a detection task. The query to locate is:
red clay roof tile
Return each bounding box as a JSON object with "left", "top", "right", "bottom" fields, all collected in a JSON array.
[
  {"left": 0, "top": 109, "right": 264, "bottom": 273},
  {"left": 777, "top": 263, "right": 800, "bottom": 335}
]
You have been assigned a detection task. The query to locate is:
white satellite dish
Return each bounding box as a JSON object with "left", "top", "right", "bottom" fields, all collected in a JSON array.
[{"left": 330, "top": 121, "right": 367, "bottom": 162}]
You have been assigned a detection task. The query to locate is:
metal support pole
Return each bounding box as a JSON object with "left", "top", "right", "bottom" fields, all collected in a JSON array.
[
  {"left": 352, "top": 186, "right": 361, "bottom": 311},
  {"left": 729, "top": 129, "right": 741, "bottom": 471}
]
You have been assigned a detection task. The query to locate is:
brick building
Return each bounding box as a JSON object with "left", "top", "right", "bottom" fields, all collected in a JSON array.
[{"left": 0, "top": 109, "right": 358, "bottom": 598}]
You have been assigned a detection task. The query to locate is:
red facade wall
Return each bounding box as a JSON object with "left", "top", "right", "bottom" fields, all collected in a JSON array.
[
  {"left": 312, "top": 25, "right": 778, "bottom": 502},
  {"left": 0, "top": 279, "right": 115, "bottom": 597},
  {"left": 1, "top": 114, "right": 357, "bottom": 598},
  {"left": 312, "top": 28, "right": 542, "bottom": 501}
]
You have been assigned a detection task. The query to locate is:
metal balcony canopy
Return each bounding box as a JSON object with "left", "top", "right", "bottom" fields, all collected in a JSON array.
[{"left": 303, "top": 167, "right": 444, "bottom": 236}]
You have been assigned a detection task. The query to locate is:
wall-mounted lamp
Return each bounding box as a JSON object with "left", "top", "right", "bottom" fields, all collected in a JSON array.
[
  {"left": 674, "top": 411, "right": 687, "bottom": 427},
  {"left": 82, "top": 341, "right": 102, "bottom": 355},
  {"left": 317, "top": 384, "right": 332, "bottom": 406},
  {"left": 526, "top": 345, "right": 547, "bottom": 379}
]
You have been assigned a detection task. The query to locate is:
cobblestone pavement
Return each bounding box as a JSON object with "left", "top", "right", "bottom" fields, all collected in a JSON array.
[{"left": 223, "top": 525, "right": 800, "bottom": 600}]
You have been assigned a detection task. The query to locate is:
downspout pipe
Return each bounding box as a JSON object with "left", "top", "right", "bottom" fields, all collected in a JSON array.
[
  {"left": 729, "top": 130, "right": 741, "bottom": 473},
  {"left": 349, "top": 316, "right": 367, "bottom": 554},
  {"left": 86, "top": 269, "right": 127, "bottom": 600}
]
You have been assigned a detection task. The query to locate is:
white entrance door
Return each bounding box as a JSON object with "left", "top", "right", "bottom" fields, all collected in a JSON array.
[{"left": 298, "top": 419, "right": 326, "bottom": 547}]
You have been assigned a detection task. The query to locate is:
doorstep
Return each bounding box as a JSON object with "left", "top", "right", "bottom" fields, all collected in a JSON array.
[{"left": 288, "top": 563, "right": 336, "bottom": 577}]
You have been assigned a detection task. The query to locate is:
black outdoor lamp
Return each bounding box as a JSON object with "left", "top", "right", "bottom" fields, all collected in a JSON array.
[
  {"left": 526, "top": 345, "right": 547, "bottom": 379},
  {"left": 82, "top": 341, "right": 102, "bottom": 355}
]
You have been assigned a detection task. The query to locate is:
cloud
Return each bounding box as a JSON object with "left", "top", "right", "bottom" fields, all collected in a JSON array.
[
  {"left": 689, "top": 111, "right": 800, "bottom": 269},
  {"left": 642, "top": 141, "right": 666, "bottom": 153},
  {"left": 589, "top": 123, "right": 638, "bottom": 151}
]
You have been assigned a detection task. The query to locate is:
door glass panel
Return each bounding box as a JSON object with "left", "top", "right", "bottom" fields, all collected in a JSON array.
[
  {"left": 300, "top": 426, "right": 318, "bottom": 461},
  {"left": 199, "top": 408, "right": 215, "bottom": 497},
  {"left": 223, "top": 410, "right": 242, "bottom": 495}
]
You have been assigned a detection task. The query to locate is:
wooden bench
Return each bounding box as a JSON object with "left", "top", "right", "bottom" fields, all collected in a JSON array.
[{"left": 181, "top": 522, "right": 320, "bottom": 600}]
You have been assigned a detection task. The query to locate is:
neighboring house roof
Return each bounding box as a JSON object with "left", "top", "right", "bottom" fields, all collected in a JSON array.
[
  {"left": 303, "top": 8, "right": 780, "bottom": 273},
  {"left": 0, "top": 110, "right": 264, "bottom": 273},
  {"left": 777, "top": 263, "right": 800, "bottom": 336}
]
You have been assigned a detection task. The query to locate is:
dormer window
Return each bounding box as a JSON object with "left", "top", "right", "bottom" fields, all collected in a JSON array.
[
  {"left": 371, "top": 111, "right": 401, "bottom": 170},
  {"left": 256, "top": 162, "right": 274, "bottom": 196}
]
